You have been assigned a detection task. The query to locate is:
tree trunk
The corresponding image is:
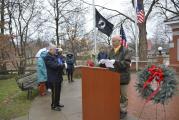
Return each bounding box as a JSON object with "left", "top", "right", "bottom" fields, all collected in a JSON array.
[
  {"left": 18, "top": 58, "right": 26, "bottom": 75},
  {"left": 18, "top": 66, "right": 25, "bottom": 75},
  {"left": 0, "top": 0, "right": 8, "bottom": 74},
  {"left": 1, "top": 0, "right": 5, "bottom": 34},
  {"left": 0, "top": 52, "right": 8, "bottom": 74},
  {"left": 138, "top": 22, "right": 148, "bottom": 61}
]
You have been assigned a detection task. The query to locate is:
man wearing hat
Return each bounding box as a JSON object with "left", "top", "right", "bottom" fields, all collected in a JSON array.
[
  {"left": 66, "top": 53, "right": 75, "bottom": 83},
  {"left": 108, "top": 35, "right": 131, "bottom": 119}
]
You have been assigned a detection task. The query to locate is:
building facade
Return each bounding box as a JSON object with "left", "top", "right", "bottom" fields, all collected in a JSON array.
[{"left": 165, "top": 16, "right": 179, "bottom": 73}]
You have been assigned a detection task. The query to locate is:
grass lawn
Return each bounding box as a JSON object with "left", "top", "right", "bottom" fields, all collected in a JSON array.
[
  {"left": 0, "top": 78, "right": 38, "bottom": 120},
  {"left": 0, "top": 71, "right": 81, "bottom": 120}
]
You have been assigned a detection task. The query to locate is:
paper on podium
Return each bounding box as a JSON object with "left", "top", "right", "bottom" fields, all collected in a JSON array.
[{"left": 99, "top": 59, "right": 115, "bottom": 68}]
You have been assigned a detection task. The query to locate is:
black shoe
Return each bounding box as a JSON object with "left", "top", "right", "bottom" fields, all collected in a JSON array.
[
  {"left": 120, "top": 112, "right": 127, "bottom": 119},
  {"left": 51, "top": 106, "right": 61, "bottom": 111},
  {"left": 57, "top": 104, "right": 64, "bottom": 107}
]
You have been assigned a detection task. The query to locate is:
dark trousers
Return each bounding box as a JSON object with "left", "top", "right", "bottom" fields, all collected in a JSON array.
[
  {"left": 50, "top": 81, "right": 62, "bottom": 107},
  {"left": 46, "top": 81, "right": 51, "bottom": 89},
  {"left": 67, "top": 69, "right": 73, "bottom": 82}
]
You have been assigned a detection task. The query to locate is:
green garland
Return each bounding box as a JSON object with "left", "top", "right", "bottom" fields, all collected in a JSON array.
[{"left": 136, "top": 65, "right": 177, "bottom": 104}]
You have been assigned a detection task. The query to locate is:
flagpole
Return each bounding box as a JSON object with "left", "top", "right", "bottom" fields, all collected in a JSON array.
[
  {"left": 134, "top": 0, "right": 139, "bottom": 71},
  {"left": 92, "top": 0, "right": 97, "bottom": 55}
]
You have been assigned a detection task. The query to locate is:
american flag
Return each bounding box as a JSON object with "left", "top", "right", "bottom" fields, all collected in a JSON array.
[
  {"left": 120, "top": 24, "right": 128, "bottom": 48},
  {"left": 136, "top": 0, "right": 145, "bottom": 23}
]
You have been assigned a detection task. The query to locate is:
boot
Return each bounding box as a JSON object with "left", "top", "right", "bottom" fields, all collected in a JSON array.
[{"left": 38, "top": 83, "right": 46, "bottom": 96}]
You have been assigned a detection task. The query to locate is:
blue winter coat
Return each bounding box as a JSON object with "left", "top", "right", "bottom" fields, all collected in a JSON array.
[
  {"left": 37, "top": 51, "right": 47, "bottom": 83},
  {"left": 44, "top": 52, "right": 64, "bottom": 83},
  {"left": 57, "top": 54, "right": 65, "bottom": 76},
  {"left": 97, "top": 52, "right": 108, "bottom": 61}
]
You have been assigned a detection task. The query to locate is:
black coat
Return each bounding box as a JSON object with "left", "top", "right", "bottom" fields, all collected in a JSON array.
[
  {"left": 44, "top": 53, "right": 64, "bottom": 83},
  {"left": 66, "top": 54, "right": 75, "bottom": 70}
]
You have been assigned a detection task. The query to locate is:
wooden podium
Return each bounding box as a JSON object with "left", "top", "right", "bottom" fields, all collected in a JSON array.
[{"left": 80, "top": 66, "right": 120, "bottom": 120}]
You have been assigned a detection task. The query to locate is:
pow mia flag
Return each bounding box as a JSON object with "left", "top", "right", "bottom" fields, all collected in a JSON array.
[{"left": 95, "top": 9, "right": 114, "bottom": 37}]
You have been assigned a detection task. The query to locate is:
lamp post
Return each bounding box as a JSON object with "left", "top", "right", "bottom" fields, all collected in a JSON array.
[
  {"left": 158, "top": 46, "right": 163, "bottom": 55},
  {"left": 157, "top": 46, "right": 163, "bottom": 64}
]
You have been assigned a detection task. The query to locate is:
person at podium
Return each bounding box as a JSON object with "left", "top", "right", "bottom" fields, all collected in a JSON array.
[{"left": 108, "top": 35, "right": 131, "bottom": 119}]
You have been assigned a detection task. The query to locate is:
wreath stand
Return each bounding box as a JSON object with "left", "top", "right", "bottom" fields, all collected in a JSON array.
[{"left": 137, "top": 102, "right": 167, "bottom": 120}]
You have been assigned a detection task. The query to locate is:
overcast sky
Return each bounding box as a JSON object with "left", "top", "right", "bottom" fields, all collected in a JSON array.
[
  {"left": 84, "top": 0, "right": 133, "bottom": 32},
  {"left": 41, "top": 0, "right": 169, "bottom": 41},
  {"left": 84, "top": 0, "right": 160, "bottom": 39}
]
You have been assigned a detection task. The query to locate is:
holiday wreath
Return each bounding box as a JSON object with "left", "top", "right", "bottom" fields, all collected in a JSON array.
[{"left": 136, "top": 65, "right": 177, "bottom": 104}]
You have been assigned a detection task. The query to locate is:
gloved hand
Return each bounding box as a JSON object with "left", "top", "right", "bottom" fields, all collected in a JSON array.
[
  {"left": 99, "top": 59, "right": 106, "bottom": 64},
  {"left": 57, "top": 58, "right": 62, "bottom": 65},
  {"left": 64, "top": 62, "right": 67, "bottom": 69},
  {"left": 104, "top": 59, "right": 115, "bottom": 68},
  {"left": 110, "top": 59, "right": 115, "bottom": 64}
]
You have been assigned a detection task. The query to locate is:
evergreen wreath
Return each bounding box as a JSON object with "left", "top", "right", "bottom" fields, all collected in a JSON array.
[{"left": 136, "top": 65, "right": 177, "bottom": 104}]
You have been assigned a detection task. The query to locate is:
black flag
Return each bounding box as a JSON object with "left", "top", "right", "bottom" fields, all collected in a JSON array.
[{"left": 95, "top": 9, "right": 114, "bottom": 37}]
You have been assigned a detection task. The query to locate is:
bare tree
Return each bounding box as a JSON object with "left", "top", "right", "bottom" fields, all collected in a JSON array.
[
  {"left": 64, "top": 6, "right": 87, "bottom": 63},
  {"left": 0, "top": 0, "right": 7, "bottom": 73},
  {"left": 150, "top": 20, "right": 172, "bottom": 54},
  {"left": 131, "top": 0, "right": 179, "bottom": 60},
  {"left": 6, "top": 0, "right": 40, "bottom": 74},
  {"left": 81, "top": 0, "right": 178, "bottom": 60},
  {"left": 47, "top": 0, "right": 73, "bottom": 46},
  {"left": 0, "top": 0, "right": 16, "bottom": 74}
]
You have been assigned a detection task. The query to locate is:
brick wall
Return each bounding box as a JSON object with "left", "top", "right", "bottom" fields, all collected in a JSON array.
[{"left": 169, "top": 25, "right": 179, "bottom": 73}]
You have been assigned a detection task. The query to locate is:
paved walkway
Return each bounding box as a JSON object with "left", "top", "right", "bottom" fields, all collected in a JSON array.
[
  {"left": 28, "top": 80, "right": 137, "bottom": 120},
  {"left": 29, "top": 81, "right": 82, "bottom": 120},
  {"left": 14, "top": 73, "right": 179, "bottom": 120}
]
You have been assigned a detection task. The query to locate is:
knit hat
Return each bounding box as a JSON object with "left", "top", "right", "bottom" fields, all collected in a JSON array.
[{"left": 57, "top": 48, "right": 63, "bottom": 52}]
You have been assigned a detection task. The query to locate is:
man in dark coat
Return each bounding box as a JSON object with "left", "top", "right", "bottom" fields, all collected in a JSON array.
[
  {"left": 108, "top": 35, "right": 131, "bottom": 119},
  {"left": 44, "top": 44, "right": 64, "bottom": 111}
]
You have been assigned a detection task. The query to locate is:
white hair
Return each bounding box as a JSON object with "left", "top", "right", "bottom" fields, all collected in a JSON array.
[{"left": 48, "top": 43, "right": 56, "bottom": 49}]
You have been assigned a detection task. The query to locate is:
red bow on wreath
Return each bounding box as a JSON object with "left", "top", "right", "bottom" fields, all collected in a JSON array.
[{"left": 143, "top": 65, "right": 164, "bottom": 103}]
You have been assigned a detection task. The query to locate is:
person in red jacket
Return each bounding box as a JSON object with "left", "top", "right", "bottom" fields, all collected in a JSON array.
[
  {"left": 86, "top": 59, "right": 95, "bottom": 67},
  {"left": 86, "top": 54, "right": 95, "bottom": 67}
]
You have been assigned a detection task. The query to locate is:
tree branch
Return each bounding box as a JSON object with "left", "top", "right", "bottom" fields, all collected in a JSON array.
[
  {"left": 80, "top": 0, "right": 135, "bottom": 23},
  {"left": 171, "top": 0, "right": 179, "bottom": 13},
  {"left": 156, "top": 3, "right": 179, "bottom": 15},
  {"left": 145, "top": 0, "right": 160, "bottom": 22}
]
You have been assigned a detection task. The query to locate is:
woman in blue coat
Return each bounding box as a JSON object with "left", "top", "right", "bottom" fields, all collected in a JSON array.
[{"left": 37, "top": 51, "right": 47, "bottom": 96}]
